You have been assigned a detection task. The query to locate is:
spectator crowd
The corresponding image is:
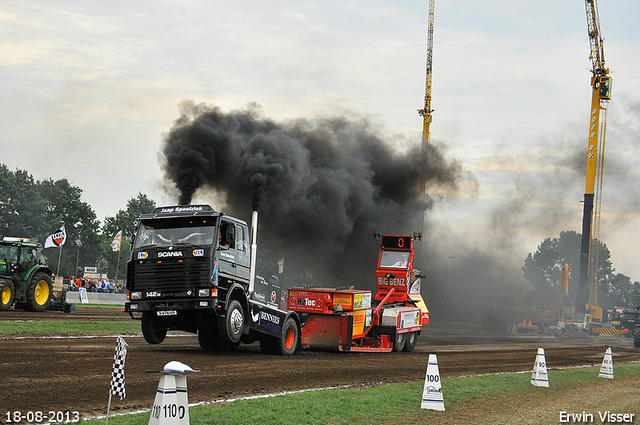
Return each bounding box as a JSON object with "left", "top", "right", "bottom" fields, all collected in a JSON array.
[{"left": 66, "top": 276, "right": 126, "bottom": 294}]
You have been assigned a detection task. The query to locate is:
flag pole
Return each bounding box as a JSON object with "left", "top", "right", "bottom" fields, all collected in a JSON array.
[
  {"left": 115, "top": 249, "right": 121, "bottom": 281},
  {"left": 106, "top": 336, "right": 128, "bottom": 425},
  {"left": 105, "top": 392, "right": 113, "bottom": 425},
  {"left": 56, "top": 245, "right": 62, "bottom": 276}
]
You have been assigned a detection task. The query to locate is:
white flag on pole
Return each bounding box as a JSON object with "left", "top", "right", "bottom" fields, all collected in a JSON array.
[{"left": 44, "top": 225, "right": 66, "bottom": 248}]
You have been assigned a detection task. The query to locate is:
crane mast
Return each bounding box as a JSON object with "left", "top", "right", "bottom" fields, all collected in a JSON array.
[
  {"left": 418, "top": 0, "right": 435, "bottom": 248},
  {"left": 577, "top": 0, "right": 612, "bottom": 320}
]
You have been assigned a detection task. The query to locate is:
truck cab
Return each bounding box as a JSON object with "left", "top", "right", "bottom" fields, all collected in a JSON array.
[
  {"left": 125, "top": 205, "right": 252, "bottom": 346},
  {"left": 125, "top": 205, "right": 298, "bottom": 353}
]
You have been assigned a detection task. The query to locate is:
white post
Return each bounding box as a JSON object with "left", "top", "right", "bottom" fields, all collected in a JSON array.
[{"left": 149, "top": 373, "right": 190, "bottom": 425}]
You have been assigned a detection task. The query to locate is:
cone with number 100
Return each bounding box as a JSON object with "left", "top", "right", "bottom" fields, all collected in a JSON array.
[{"left": 421, "top": 354, "right": 445, "bottom": 411}]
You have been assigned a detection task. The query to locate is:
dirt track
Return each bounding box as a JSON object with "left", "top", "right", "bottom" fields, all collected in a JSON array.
[{"left": 1, "top": 307, "right": 639, "bottom": 421}]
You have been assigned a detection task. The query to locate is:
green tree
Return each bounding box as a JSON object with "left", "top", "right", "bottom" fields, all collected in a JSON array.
[
  {"left": 521, "top": 230, "right": 636, "bottom": 310},
  {"left": 0, "top": 163, "right": 163, "bottom": 282},
  {"left": 603, "top": 273, "right": 640, "bottom": 308},
  {"left": 521, "top": 231, "right": 582, "bottom": 303},
  {"left": 100, "top": 193, "right": 156, "bottom": 280},
  {"left": 38, "top": 178, "right": 101, "bottom": 277},
  {"left": 0, "top": 165, "right": 47, "bottom": 238},
  {"left": 0, "top": 166, "right": 101, "bottom": 277}
]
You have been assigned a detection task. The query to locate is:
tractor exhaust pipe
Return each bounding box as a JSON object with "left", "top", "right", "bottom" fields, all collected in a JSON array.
[{"left": 249, "top": 209, "right": 258, "bottom": 293}]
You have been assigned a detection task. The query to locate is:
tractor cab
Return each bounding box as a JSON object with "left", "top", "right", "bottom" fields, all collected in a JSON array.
[{"left": 0, "top": 238, "right": 42, "bottom": 280}]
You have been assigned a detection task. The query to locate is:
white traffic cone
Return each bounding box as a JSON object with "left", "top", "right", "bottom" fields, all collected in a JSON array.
[
  {"left": 598, "top": 347, "right": 614, "bottom": 379},
  {"left": 421, "top": 354, "right": 445, "bottom": 411},
  {"left": 531, "top": 348, "right": 549, "bottom": 387}
]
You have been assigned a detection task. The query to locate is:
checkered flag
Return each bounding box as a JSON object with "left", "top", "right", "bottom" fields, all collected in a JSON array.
[{"left": 109, "top": 336, "right": 129, "bottom": 400}]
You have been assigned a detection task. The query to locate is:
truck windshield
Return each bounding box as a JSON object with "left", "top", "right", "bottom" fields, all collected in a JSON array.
[
  {"left": 379, "top": 251, "right": 409, "bottom": 269},
  {"left": 134, "top": 222, "right": 216, "bottom": 248}
]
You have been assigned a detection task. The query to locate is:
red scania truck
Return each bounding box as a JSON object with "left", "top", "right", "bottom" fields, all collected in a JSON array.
[{"left": 124, "top": 205, "right": 429, "bottom": 354}]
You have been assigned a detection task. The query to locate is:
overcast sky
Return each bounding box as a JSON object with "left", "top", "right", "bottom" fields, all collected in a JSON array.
[{"left": 2, "top": 1, "right": 640, "bottom": 282}]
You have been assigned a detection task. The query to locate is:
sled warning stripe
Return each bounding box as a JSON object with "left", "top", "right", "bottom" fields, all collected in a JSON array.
[{"left": 591, "top": 328, "right": 624, "bottom": 335}]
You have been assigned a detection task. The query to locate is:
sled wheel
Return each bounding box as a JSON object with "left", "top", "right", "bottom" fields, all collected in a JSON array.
[
  {"left": 402, "top": 331, "right": 418, "bottom": 352},
  {"left": 278, "top": 317, "right": 298, "bottom": 356},
  {"left": 634, "top": 326, "right": 640, "bottom": 349},
  {"left": 142, "top": 311, "right": 167, "bottom": 344},
  {"left": 393, "top": 332, "right": 406, "bottom": 352},
  {"left": 26, "top": 272, "right": 52, "bottom": 312},
  {"left": 0, "top": 280, "right": 15, "bottom": 311}
]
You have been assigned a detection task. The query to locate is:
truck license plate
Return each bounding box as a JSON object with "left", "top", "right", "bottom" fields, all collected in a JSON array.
[{"left": 157, "top": 310, "right": 177, "bottom": 316}]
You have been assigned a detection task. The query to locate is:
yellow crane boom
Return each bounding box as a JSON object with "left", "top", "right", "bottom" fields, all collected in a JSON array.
[
  {"left": 577, "top": 0, "right": 611, "bottom": 320},
  {"left": 418, "top": 0, "right": 435, "bottom": 241}
]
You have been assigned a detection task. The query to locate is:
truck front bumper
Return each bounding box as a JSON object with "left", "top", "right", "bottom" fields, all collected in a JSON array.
[{"left": 125, "top": 298, "right": 218, "bottom": 317}]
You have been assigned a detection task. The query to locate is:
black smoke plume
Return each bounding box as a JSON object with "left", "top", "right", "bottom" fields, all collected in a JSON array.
[{"left": 161, "top": 100, "right": 461, "bottom": 286}]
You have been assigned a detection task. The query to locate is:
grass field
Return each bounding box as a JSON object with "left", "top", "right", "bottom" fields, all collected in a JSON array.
[
  {"left": 0, "top": 319, "right": 141, "bottom": 335},
  {"left": 87, "top": 363, "right": 640, "bottom": 425}
]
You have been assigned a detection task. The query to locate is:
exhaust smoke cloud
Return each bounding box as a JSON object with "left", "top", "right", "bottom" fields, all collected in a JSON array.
[{"left": 160, "top": 100, "right": 461, "bottom": 285}]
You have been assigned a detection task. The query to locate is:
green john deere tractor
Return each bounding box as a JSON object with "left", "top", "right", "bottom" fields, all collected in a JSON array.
[{"left": 0, "top": 237, "right": 54, "bottom": 312}]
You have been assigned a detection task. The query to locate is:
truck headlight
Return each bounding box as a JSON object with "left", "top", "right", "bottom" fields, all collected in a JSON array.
[
  {"left": 130, "top": 291, "right": 142, "bottom": 300},
  {"left": 198, "top": 289, "right": 211, "bottom": 297},
  {"left": 199, "top": 301, "right": 209, "bottom": 307},
  {"left": 129, "top": 304, "right": 139, "bottom": 310}
]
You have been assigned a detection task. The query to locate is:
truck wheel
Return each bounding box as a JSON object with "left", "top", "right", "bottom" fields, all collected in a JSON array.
[
  {"left": 0, "top": 280, "right": 15, "bottom": 311},
  {"left": 220, "top": 300, "right": 244, "bottom": 344},
  {"left": 402, "top": 331, "right": 418, "bottom": 352},
  {"left": 26, "top": 272, "right": 52, "bottom": 312},
  {"left": 142, "top": 312, "right": 167, "bottom": 344},
  {"left": 393, "top": 333, "right": 406, "bottom": 352},
  {"left": 198, "top": 327, "right": 221, "bottom": 349},
  {"left": 260, "top": 337, "right": 278, "bottom": 354},
  {"left": 277, "top": 317, "right": 298, "bottom": 355},
  {"left": 634, "top": 326, "right": 640, "bottom": 349}
]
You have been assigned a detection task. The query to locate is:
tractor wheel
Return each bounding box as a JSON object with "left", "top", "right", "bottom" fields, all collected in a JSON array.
[
  {"left": 141, "top": 312, "right": 167, "bottom": 344},
  {"left": 219, "top": 300, "right": 244, "bottom": 344},
  {"left": 393, "top": 332, "right": 406, "bottom": 352},
  {"left": 634, "top": 326, "right": 640, "bottom": 349},
  {"left": 0, "top": 280, "right": 15, "bottom": 311},
  {"left": 277, "top": 317, "right": 298, "bottom": 355},
  {"left": 26, "top": 272, "right": 52, "bottom": 312},
  {"left": 402, "top": 331, "right": 418, "bottom": 352}
]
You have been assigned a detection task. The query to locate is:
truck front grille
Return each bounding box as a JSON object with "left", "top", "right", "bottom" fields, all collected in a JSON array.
[{"left": 131, "top": 257, "right": 210, "bottom": 292}]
